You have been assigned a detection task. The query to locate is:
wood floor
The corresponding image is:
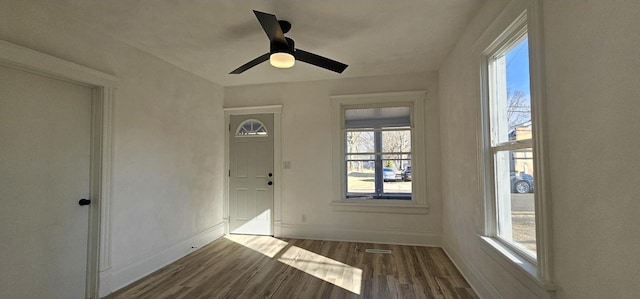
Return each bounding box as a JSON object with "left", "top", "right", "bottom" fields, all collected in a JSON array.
[{"left": 105, "top": 235, "right": 478, "bottom": 299}]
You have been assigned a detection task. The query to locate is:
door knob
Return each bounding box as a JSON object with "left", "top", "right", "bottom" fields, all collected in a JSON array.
[
  {"left": 79, "top": 198, "right": 91, "bottom": 206},
  {"left": 267, "top": 181, "right": 273, "bottom": 186},
  {"left": 268, "top": 172, "right": 273, "bottom": 177}
]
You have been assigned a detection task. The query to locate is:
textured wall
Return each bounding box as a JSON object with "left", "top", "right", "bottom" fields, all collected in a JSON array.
[
  {"left": 543, "top": 2, "right": 640, "bottom": 299},
  {"left": 437, "top": 0, "right": 541, "bottom": 298},
  {"left": 0, "top": 1, "right": 226, "bottom": 294},
  {"left": 440, "top": 1, "right": 640, "bottom": 298},
  {"left": 225, "top": 72, "right": 443, "bottom": 245}
]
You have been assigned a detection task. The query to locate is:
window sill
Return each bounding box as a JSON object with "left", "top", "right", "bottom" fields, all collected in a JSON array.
[
  {"left": 331, "top": 200, "right": 429, "bottom": 214},
  {"left": 478, "top": 236, "right": 556, "bottom": 298}
]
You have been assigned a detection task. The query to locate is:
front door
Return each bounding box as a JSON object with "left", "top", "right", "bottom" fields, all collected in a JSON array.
[
  {"left": 229, "top": 114, "right": 274, "bottom": 235},
  {"left": 0, "top": 65, "right": 92, "bottom": 298}
]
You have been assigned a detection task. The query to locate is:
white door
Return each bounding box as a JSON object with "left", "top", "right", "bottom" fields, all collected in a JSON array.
[
  {"left": 0, "top": 65, "right": 92, "bottom": 299},
  {"left": 229, "top": 114, "right": 274, "bottom": 235}
]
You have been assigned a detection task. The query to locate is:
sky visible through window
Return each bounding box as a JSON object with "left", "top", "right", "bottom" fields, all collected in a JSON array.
[
  {"left": 505, "top": 38, "right": 531, "bottom": 132},
  {"left": 506, "top": 38, "right": 530, "bottom": 95}
]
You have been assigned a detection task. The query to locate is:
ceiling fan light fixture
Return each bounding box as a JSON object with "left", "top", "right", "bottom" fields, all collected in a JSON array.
[
  {"left": 269, "top": 52, "right": 295, "bottom": 68},
  {"left": 229, "top": 10, "right": 348, "bottom": 74}
]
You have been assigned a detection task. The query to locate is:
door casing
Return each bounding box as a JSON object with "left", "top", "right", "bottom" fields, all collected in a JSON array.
[
  {"left": 0, "top": 40, "right": 117, "bottom": 298},
  {"left": 224, "top": 106, "right": 282, "bottom": 237}
]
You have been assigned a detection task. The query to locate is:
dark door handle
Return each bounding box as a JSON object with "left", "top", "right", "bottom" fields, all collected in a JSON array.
[
  {"left": 267, "top": 181, "right": 273, "bottom": 186},
  {"left": 79, "top": 199, "right": 91, "bottom": 206}
]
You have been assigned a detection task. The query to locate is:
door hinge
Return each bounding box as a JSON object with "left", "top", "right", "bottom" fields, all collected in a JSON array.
[
  {"left": 229, "top": 169, "right": 231, "bottom": 177},
  {"left": 229, "top": 123, "right": 231, "bottom": 132}
]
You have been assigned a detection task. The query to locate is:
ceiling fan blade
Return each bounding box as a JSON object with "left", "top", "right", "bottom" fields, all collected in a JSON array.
[
  {"left": 229, "top": 53, "right": 270, "bottom": 74},
  {"left": 253, "top": 10, "right": 287, "bottom": 45},
  {"left": 295, "top": 49, "right": 348, "bottom": 73}
]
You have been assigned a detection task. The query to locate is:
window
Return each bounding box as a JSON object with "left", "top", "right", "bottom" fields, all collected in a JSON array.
[
  {"left": 331, "top": 91, "right": 428, "bottom": 214},
  {"left": 236, "top": 119, "right": 268, "bottom": 136},
  {"left": 344, "top": 106, "right": 412, "bottom": 199},
  {"left": 487, "top": 33, "right": 537, "bottom": 259},
  {"left": 479, "top": 4, "right": 553, "bottom": 292}
]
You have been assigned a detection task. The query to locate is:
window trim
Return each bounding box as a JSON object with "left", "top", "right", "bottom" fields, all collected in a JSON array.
[
  {"left": 331, "top": 91, "right": 428, "bottom": 214},
  {"left": 476, "top": 0, "right": 554, "bottom": 293},
  {"left": 488, "top": 28, "right": 537, "bottom": 263}
]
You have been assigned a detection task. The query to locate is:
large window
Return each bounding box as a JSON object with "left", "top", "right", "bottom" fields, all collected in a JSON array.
[
  {"left": 331, "top": 91, "right": 428, "bottom": 214},
  {"left": 487, "top": 33, "right": 536, "bottom": 259},
  {"left": 479, "top": 4, "right": 553, "bottom": 292},
  {"left": 344, "top": 106, "right": 412, "bottom": 199}
]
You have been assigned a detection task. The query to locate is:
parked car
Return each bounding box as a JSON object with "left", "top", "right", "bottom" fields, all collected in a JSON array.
[
  {"left": 402, "top": 165, "right": 412, "bottom": 181},
  {"left": 383, "top": 167, "right": 402, "bottom": 182},
  {"left": 511, "top": 172, "right": 534, "bottom": 193}
]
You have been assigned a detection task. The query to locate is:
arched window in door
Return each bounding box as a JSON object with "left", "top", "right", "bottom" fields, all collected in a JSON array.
[{"left": 235, "top": 119, "right": 268, "bottom": 137}]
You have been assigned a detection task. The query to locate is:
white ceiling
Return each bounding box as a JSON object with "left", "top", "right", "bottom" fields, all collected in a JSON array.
[{"left": 54, "top": 0, "right": 482, "bottom": 87}]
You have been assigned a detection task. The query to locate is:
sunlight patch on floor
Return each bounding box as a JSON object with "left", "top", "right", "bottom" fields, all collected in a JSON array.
[
  {"left": 278, "top": 245, "right": 363, "bottom": 295},
  {"left": 225, "top": 234, "right": 288, "bottom": 258}
]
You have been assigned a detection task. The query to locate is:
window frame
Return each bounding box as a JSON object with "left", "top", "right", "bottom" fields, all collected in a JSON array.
[
  {"left": 235, "top": 119, "right": 269, "bottom": 137},
  {"left": 344, "top": 105, "right": 413, "bottom": 200},
  {"left": 477, "top": 1, "right": 554, "bottom": 293},
  {"left": 487, "top": 29, "right": 536, "bottom": 262},
  {"left": 331, "top": 91, "right": 428, "bottom": 214}
]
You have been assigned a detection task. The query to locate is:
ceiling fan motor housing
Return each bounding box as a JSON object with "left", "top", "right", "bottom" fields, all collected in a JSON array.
[{"left": 271, "top": 37, "right": 295, "bottom": 55}]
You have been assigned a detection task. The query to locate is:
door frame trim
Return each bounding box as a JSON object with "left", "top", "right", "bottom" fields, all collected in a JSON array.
[
  {"left": 0, "top": 40, "right": 117, "bottom": 299},
  {"left": 224, "top": 105, "right": 282, "bottom": 236}
]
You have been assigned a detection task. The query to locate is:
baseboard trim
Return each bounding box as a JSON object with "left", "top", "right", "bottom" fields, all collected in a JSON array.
[
  {"left": 280, "top": 223, "right": 441, "bottom": 246},
  {"left": 98, "top": 267, "right": 113, "bottom": 298},
  {"left": 103, "top": 222, "right": 225, "bottom": 295},
  {"left": 273, "top": 220, "right": 282, "bottom": 237},
  {"left": 442, "top": 239, "right": 502, "bottom": 299}
]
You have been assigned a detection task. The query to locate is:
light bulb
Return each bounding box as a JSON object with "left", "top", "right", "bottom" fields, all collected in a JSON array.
[{"left": 270, "top": 52, "right": 295, "bottom": 68}]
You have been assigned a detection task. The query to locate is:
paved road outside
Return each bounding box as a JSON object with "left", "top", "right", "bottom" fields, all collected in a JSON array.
[
  {"left": 511, "top": 193, "right": 536, "bottom": 254},
  {"left": 511, "top": 193, "right": 534, "bottom": 211}
]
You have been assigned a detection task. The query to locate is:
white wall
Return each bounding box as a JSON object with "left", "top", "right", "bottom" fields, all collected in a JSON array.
[
  {"left": 438, "top": 1, "right": 539, "bottom": 298},
  {"left": 225, "top": 72, "right": 443, "bottom": 245},
  {"left": 6, "top": 1, "right": 638, "bottom": 298},
  {"left": 440, "top": 1, "right": 640, "bottom": 299},
  {"left": 0, "top": 2, "right": 226, "bottom": 296},
  {"left": 543, "top": 2, "right": 640, "bottom": 299}
]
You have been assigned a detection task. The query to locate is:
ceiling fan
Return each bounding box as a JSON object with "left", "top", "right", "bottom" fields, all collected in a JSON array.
[{"left": 230, "top": 10, "right": 348, "bottom": 74}]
